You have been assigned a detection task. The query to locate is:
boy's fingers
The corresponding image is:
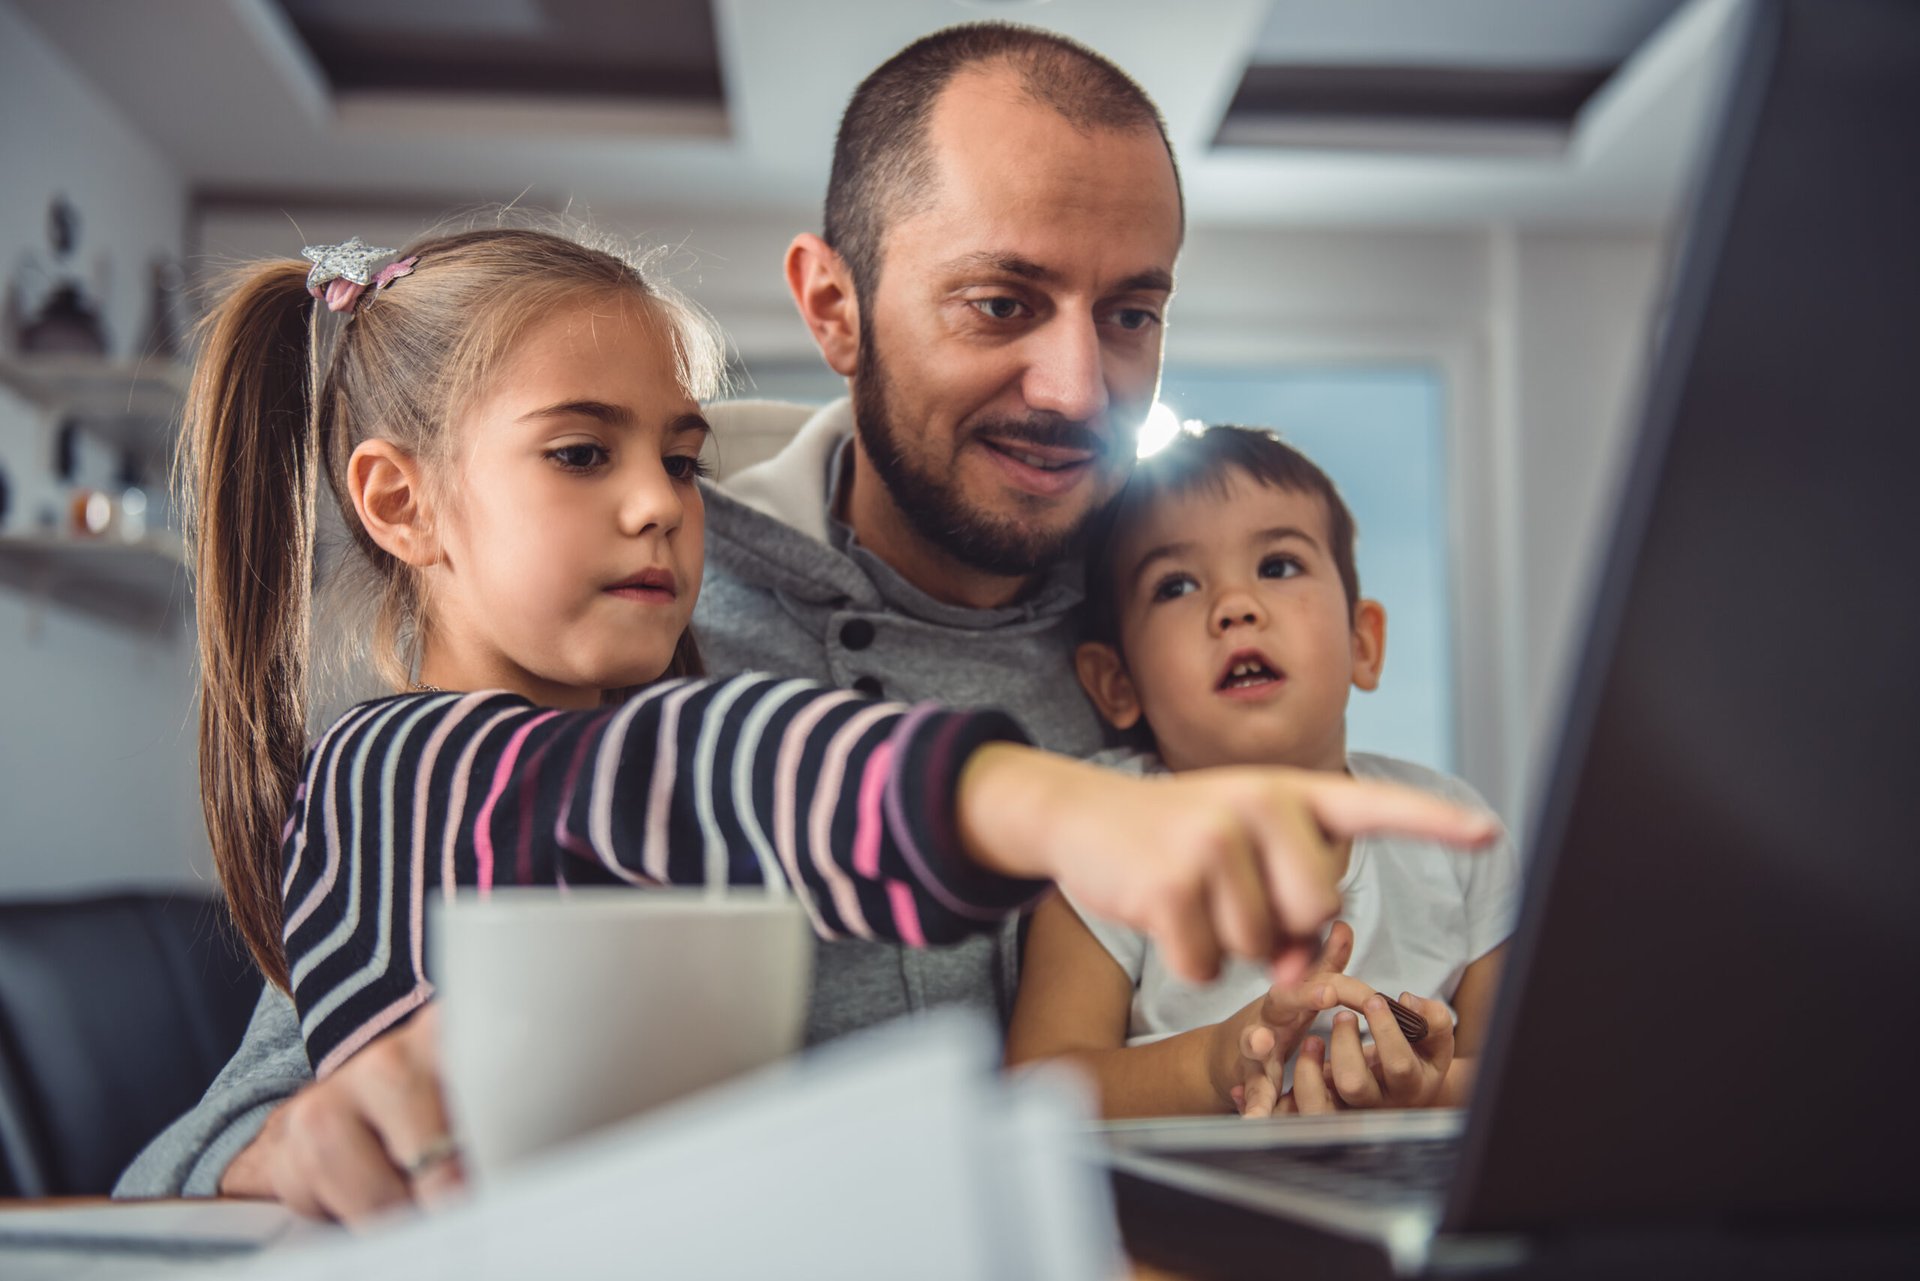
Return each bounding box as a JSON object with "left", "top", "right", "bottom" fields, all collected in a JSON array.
[
  {"left": 1329, "top": 1012, "right": 1382, "bottom": 1107},
  {"left": 1318, "top": 920, "right": 1355, "bottom": 976},
  {"left": 1292, "top": 1038, "right": 1334, "bottom": 1115},
  {"left": 1365, "top": 996, "right": 1421, "bottom": 1098},
  {"left": 1301, "top": 776, "right": 1499, "bottom": 849},
  {"left": 1305, "top": 972, "right": 1383, "bottom": 1015},
  {"left": 1242, "top": 1072, "right": 1279, "bottom": 1119}
]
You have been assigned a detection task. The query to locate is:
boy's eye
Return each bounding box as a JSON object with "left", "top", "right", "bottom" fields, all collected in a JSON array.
[
  {"left": 664, "top": 453, "right": 714, "bottom": 482},
  {"left": 1260, "top": 555, "right": 1302, "bottom": 580},
  {"left": 1150, "top": 572, "right": 1198, "bottom": 602},
  {"left": 545, "top": 443, "right": 609, "bottom": 472},
  {"left": 971, "top": 297, "right": 1027, "bottom": 321}
]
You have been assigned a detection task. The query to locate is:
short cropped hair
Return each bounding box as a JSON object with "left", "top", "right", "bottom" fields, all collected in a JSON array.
[
  {"left": 1083, "top": 424, "right": 1362, "bottom": 647},
  {"left": 825, "top": 21, "right": 1183, "bottom": 306}
]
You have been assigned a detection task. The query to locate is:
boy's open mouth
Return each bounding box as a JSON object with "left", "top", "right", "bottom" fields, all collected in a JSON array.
[{"left": 1217, "top": 649, "right": 1285, "bottom": 693}]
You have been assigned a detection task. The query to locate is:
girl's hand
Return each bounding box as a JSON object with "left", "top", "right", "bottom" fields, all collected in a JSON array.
[
  {"left": 1286, "top": 984, "right": 1457, "bottom": 1114},
  {"left": 958, "top": 746, "right": 1495, "bottom": 986}
]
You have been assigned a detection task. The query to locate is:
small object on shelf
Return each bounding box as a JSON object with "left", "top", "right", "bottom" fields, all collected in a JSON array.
[
  {"left": 120, "top": 487, "right": 148, "bottom": 542},
  {"left": 69, "top": 488, "right": 114, "bottom": 537}
]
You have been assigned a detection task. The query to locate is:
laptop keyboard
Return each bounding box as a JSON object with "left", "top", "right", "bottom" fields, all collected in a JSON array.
[{"left": 1175, "top": 1137, "right": 1460, "bottom": 1205}]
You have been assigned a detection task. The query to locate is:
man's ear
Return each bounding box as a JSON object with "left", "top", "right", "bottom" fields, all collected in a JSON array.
[
  {"left": 1350, "top": 599, "right": 1388, "bottom": 692},
  {"left": 784, "top": 233, "right": 861, "bottom": 377},
  {"left": 348, "top": 440, "right": 440, "bottom": 568},
  {"left": 1075, "top": 641, "right": 1144, "bottom": 730}
]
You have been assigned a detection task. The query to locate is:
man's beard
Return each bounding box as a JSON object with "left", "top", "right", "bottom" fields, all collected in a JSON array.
[{"left": 851, "top": 325, "right": 1107, "bottom": 579}]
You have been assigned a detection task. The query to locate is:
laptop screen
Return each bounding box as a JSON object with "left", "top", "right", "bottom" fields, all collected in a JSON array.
[{"left": 1452, "top": 0, "right": 1920, "bottom": 1233}]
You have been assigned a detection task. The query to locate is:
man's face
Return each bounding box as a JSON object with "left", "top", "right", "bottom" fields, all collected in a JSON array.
[{"left": 850, "top": 68, "right": 1183, "bottom": 577}]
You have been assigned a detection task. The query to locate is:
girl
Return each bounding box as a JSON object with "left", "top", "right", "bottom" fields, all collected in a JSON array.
[{"left": 183, "top": 226, "right": 1494, "bottom": 1099}]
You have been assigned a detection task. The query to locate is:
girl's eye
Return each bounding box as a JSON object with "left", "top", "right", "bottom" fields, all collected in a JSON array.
[
  {"left": 971, "top": 297, "right": 1027, "bottom": 321},
  {"left": 1150, "top": 573, "right": 1198, "bottom": 602},
  {"left": 1260, "top": 555, "right": 1302, "bottom": 580},
  {"left": 664, "top": 453, "right": 714, "bottom": 482},
  {"left": 545, "top": 443, "right": 609, "bottom": 473}
]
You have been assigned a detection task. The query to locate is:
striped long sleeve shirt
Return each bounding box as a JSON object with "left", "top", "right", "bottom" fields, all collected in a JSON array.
[{"left": 279, "top": 676, "right": 1044, "bottom": 1075}]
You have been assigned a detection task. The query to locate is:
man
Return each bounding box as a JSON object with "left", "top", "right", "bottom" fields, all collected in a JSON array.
[
  {"left": 694, "top": 23, "right": 1180, "bottom": 1045},
  {"left": 116, "top": 24, "right": 1281, "bottom": 1218}
]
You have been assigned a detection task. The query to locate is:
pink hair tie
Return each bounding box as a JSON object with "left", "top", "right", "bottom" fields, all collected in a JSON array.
[{"left": 301, "top": 238, "right": 418, "bottom": 314}]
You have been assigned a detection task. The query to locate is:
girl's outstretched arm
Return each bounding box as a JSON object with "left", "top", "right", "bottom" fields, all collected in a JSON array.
[{"left": 281, "top": 678, "right": 1040, "bottom": 1073}]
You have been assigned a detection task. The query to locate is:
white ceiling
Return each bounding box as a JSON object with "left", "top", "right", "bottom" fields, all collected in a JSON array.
[{"left": 13, "top": 0, "right": 1742, "bottom": 229}]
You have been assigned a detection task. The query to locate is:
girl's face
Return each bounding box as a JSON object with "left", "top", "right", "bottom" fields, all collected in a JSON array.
[{"left": 423, "top": 296, "right": 708, "bottom": 708}]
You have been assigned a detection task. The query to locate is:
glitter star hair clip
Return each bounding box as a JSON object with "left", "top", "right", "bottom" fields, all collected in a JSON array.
[{"left": 302, "top": 236, "right": 419, "bottom": 314}]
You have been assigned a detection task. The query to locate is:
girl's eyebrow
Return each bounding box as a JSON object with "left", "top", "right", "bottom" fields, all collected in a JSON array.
[
  {"left": 666, "top": 411, "right": 712, "bottom": 440},
  {"left": 517, "top": 399, "right": 632, "bottom": 426}
]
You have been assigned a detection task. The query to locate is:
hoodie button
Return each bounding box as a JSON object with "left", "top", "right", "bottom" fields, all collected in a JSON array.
[
  {"left": 840, "top": 619, "right": 876, "bottom": 651},
  {"left": 852, "top": 675, "right": 884, "bottom": 698}
]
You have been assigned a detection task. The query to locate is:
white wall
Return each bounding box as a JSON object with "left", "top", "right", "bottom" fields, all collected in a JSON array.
[{"left": 0, "top": 2, "right": 209, "bottom": 895}]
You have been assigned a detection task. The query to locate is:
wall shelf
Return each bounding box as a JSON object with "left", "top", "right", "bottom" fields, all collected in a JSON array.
[
  {"left": 0, "top": 534, "right": 187, "bottom": 631},
  {"left": 0, "top": 353, "right": 189, "bottom": 462}
]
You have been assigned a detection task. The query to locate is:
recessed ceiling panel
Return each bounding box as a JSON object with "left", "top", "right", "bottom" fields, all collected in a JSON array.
[{"left": 276, "top": 0, "right": 722, "bottom": 102}]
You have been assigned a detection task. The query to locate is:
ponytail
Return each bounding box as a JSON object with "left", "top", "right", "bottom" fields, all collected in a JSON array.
[{"left": 181, "top": 262, "right": 323, "bottom": 991}]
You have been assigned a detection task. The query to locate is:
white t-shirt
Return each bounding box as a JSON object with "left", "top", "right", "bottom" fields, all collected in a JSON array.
[{"left": 1070, "top": 751, "right": 1521, "bottom": 1084}]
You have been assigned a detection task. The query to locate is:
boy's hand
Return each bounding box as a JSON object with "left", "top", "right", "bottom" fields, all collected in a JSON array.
[
  {"left": 1287, "top": 984, "right": 1456, "bottom": 1114},
  {"left": 958, "top": 747, "right": 1496, "bottom": 985},
  {"left": 1219, "top": 921, "right": 1355, "bottom": 1117}
]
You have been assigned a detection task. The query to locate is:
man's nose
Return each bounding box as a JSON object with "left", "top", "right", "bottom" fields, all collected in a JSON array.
[{"left": 1021, "top": 316, "right": 1109, "bottom": 424}]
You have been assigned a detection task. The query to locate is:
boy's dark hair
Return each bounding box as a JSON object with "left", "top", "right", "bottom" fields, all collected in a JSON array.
[
  {"left": 1083, "top": 424, "right": 1362, "bottom": 647},
  {"left": 825, "top": 22, "right": 1183, "bottom": 310}
]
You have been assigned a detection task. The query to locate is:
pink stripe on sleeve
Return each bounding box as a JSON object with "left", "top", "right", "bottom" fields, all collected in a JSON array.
[
  {"left": 886, "top": 881, "right": 927, "bottom": 949},
  {"left": 472, "top": 711, "right": 559, "bottom": 891},
  {"left": 851, "top": 740, "right": 894, "bottom": 879}
]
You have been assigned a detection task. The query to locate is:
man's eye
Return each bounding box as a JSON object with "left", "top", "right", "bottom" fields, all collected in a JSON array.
[
  {"left": 971, "top": 297, "right": 1026, "bottom": 321},
  {"left": 545, "top": 443, "right": 609, "bottom": 472},
  {"left": 1260, "top": 555, "right": 1301, "bottom": 580},
  {"left": 1111, "top": 308, "right": 1160, "bottom": 332},
  {"left": 1151, "top": 573, "right": 1197, "bottom": 602}
]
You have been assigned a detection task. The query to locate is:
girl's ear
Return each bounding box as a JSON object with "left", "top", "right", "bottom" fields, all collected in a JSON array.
[
  {"left": 348, "top": 440, "right": 439, "bottom": 568},
  {"left": 1350, "top": 598, "right": 1388, "bottom": 692},
  {"left": 785, "top": 233, "right": 861, "bottom": 377},
  {"left": 1075, "top": 641, "right": 1144, "bottom": 730}
]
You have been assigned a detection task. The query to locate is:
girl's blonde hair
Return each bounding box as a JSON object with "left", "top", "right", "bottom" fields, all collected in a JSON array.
[{"left": 181, "top": 226, "right": 724, "bottom": 990}]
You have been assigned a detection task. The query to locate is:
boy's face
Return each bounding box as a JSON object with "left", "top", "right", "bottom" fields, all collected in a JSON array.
[{"left": 1076, "top": 469, "right": 1385, "bottom": 773}]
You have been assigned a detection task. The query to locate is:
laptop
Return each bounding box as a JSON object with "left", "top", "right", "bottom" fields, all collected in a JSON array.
[{"left": 1100, "top": 1, "right": 1920, "bottom": 1274}]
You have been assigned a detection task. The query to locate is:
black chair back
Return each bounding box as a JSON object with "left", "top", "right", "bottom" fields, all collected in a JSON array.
[{"left": 0, "top": 893, "right": 260, "bottom": 1196}]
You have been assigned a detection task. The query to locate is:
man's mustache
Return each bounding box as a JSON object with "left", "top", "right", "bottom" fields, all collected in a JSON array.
[{"left": 965, "top": 415, "right": 1114, "bottom": 457}]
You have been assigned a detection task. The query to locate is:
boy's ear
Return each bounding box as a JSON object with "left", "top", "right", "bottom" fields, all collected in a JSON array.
[
  {"left": 784, "top": 233, "right": 861, "bottom": 378},
  {"left": 1350, "top": 599, "right": 1387, "bottom": 692},
  {"left": 348, "top": 440, "right": 439, "bottom": 568},
  {"left": 1074, "top": 641, "right": 1144, "bottom": 730}
]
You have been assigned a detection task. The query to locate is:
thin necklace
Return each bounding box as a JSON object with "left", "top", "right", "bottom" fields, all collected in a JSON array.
[{"left": 411, "top": 681, "right": 444, "bottom": 693}]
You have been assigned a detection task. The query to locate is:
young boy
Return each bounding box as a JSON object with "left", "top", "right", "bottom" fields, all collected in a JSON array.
[{"left": 1006, "top": 423, "right": 1520, "bottom": 1118}]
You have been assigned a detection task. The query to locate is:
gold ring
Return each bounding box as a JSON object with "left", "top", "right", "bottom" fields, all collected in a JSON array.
[{"left": 401, "top": 1134, "right": 461, "bottom": 1180}]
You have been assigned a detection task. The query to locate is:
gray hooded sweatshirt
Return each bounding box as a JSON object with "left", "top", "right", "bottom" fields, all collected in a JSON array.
[{"left": 116, "top": 397, "right": 1107, "bottom": 1197}]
